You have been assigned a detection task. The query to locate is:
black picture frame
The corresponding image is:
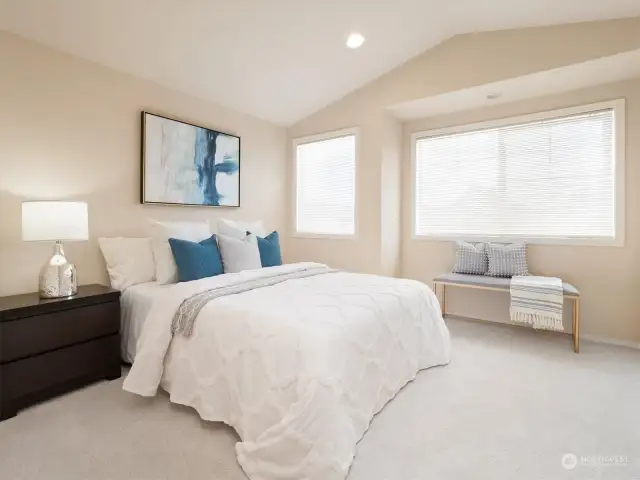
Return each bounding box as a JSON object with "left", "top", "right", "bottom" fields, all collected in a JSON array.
[{"left": 140, "top": 111, "right": 241, "bottom": 207}]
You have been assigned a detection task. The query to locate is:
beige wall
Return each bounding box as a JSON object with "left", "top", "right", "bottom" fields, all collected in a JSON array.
[
  {"left": 287, "top": 18, "right": 640, "bottom": 344},
  {"left": 379, "top": 114, "right": 403, "bottom": 277},
  {"left": 403, "top": 78, "right": 640, "bottom": 345},
  {"left": 0, "top": 32, "right": 287, "bottom": 296}
]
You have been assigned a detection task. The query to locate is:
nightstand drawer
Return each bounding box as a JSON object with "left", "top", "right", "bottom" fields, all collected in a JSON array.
[
  {"left": 0, "top": 301, "right": 119, "bottom": 363},
  {"left": 0, "top": 335, "right": 119, "bottom": 403}
]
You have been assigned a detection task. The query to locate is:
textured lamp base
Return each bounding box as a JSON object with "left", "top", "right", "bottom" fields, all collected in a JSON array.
[{"left": 39, "top": 241, "right": 77, "bottom": 299}]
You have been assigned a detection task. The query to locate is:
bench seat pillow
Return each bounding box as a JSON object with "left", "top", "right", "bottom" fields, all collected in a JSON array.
[
  {"left": 486, "top": 243, "right": 529, "bottom": 277},
  {"left": 452, "top": 241, "right": 488, "bottom": 275}
]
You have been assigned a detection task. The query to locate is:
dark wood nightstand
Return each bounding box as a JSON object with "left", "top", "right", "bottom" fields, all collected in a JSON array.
[{"left": 0, "top": 284, "right": 121, "bottom": 421}]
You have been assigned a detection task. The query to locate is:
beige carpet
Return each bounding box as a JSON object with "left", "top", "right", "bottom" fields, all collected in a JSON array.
[{"left": 1, "top": 318, "right": 639, "bottom": 480}]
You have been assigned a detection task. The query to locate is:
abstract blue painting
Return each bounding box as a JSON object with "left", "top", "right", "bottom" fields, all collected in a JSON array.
[{"left": 142, "top": 112, "right": 240, "bottom": 207}]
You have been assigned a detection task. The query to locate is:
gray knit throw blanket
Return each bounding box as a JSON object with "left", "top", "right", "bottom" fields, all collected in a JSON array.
[{"left": 172, "top": 267, "right": 337, "bottom": 337}]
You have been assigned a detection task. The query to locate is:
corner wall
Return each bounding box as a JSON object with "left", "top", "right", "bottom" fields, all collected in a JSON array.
[{"left": 0, "top": 31, "right": 287, "bottom": 295}]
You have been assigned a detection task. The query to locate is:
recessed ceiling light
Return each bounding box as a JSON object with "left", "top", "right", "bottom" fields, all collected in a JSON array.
[
  {"left": 486, "top": 92, "right": 502, "bottom": 100},
  {"left": 346, "top": 33, "right": 365, "bottom": 49}
]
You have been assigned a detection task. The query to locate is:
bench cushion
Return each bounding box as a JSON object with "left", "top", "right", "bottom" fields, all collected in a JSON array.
[{"left": 433, "top": 272, "right": 579, "bottom": 296}]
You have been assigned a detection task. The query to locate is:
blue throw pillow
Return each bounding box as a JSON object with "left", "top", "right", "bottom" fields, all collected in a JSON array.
[
  {"left": 168, "top": 235, "right": 223, "bottom": 282},
  {"left": 256, "top": 231, "right": 282, "bottom": 268}
]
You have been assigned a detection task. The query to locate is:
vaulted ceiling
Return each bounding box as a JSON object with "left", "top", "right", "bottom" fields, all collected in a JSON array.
[{"left": 1, "top": 0, "right": 639, "bottom": 125}]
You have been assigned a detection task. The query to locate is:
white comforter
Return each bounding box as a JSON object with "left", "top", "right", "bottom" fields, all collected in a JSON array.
[{"left": 123, "top": 263, "right": 450, "bottom": 480}]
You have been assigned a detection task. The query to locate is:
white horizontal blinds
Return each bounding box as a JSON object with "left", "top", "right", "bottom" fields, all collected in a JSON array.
[
  {"left": 296, "top": 134, "right": 356, "bottom": 235},
  {"left": 415, "top": 109, "right": 615, "bottom": 239}
]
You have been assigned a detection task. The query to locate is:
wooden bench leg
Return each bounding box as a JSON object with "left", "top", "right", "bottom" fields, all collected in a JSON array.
[
  {"left": 432, "top": 281, "right": 446, "bottom": 317},
  {"left": 572, "top": 297, "right": 580, "bottom": 353},
  {"left": 442, "top": 284, "right": 446, "bottom": 316}
]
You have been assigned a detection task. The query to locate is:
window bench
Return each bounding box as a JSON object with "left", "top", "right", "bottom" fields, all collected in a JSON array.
[{"left": 432, "top": 273, "right": 581, "bottom": 353}]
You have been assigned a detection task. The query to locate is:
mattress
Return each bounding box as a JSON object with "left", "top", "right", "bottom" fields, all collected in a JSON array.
[{"left": 120, "top": 282, "right": 169, "bottom": 363}]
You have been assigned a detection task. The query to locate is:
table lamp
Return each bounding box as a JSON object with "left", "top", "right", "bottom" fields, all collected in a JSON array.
[{"left": 22, "top": 201, "right": 89, "bottom": 298}]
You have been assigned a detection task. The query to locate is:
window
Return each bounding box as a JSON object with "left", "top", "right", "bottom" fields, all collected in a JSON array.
[
  {"left": 413, "top": 100, "right": 625, "bottom": 245},
  {"left": 294, "top": 128, "right": 357, "bottom": 236}
]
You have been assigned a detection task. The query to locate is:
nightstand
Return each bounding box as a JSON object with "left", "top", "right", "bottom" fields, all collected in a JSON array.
[{"left": 0, "top": 284, "right": 121, "bottom": 421}]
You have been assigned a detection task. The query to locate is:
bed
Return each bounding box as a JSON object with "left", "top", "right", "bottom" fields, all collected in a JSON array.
[
  {"left": 119, "top": 282, "right": 170, "bottom": 363},
  {"left": 123, "top": 263, "right": 450, "bottom": 480}
]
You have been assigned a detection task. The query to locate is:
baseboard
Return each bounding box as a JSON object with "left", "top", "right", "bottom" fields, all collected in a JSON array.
[
  {"left": 447, "top": 315, "right": 640, "bottom": 350},
  {"left": 445, "top": 313, "right": 567, "bottom": 332},
  {"left": 581, "top": 334, "right": 640, "bottom": 350}
]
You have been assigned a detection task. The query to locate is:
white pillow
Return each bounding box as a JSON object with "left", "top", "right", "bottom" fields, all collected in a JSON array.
[
  {"left": 216, "top": 233, "right": 262, "bottom": 273},
  {"left": 150, "top": 220, "right": 211, "bottom": 284},
  {"left": 98, "top": 237, "right": 155, "bottom": 291},
  {"left": 218, "top": 219, "right": 266, "bottom": 239}
]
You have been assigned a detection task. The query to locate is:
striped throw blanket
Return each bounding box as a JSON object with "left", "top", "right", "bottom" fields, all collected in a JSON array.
[
  {"left": 510, "top": 276, "right": 564, "bottom": 332},
  {"left": 172, "top": 266, "right": 337, "bottom": 337}
]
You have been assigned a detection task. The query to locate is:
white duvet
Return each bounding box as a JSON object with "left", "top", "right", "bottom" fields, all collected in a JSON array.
[{"left": 124, "top": 263, "right": 450, "bottom": 480}]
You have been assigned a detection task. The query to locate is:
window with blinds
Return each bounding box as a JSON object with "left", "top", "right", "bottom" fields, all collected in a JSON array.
[
  {"left": 413, "top": 101, "right": 625, "bottom": 245},
  {"left": 294, "top": 129, "right": 356, "bottom": 236}
]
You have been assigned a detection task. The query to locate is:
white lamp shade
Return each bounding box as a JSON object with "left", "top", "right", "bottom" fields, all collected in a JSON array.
[{"left": 22, "top": 201, "right": 89, "bottom": 242}]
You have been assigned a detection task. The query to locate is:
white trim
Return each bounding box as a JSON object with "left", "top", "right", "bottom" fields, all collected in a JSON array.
[
  {"left": 293, "top": 127, "right": 359, "bottom": 146},
  {"left": 410, "top": 99, "right": 626, "bottom": 247},
  {"left": 292, "top": 127, "right": 359, "bottom": 239},
  {"left": 613, "top": 99, "right": 626, "bottom": 247},
  {"left": 581, "top": 333, "right": 640, "bottom": 350},
  {"left": 412, "top": 99, "right": 624, "bottom": 139},
  {"left": 449, "top": 315, "right": 640, "bottom": 350}
]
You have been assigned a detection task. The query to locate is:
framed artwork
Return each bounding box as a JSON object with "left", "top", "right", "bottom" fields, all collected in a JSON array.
[{"left": 141, "top": 111, "right": 240, "bottom": 207}]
